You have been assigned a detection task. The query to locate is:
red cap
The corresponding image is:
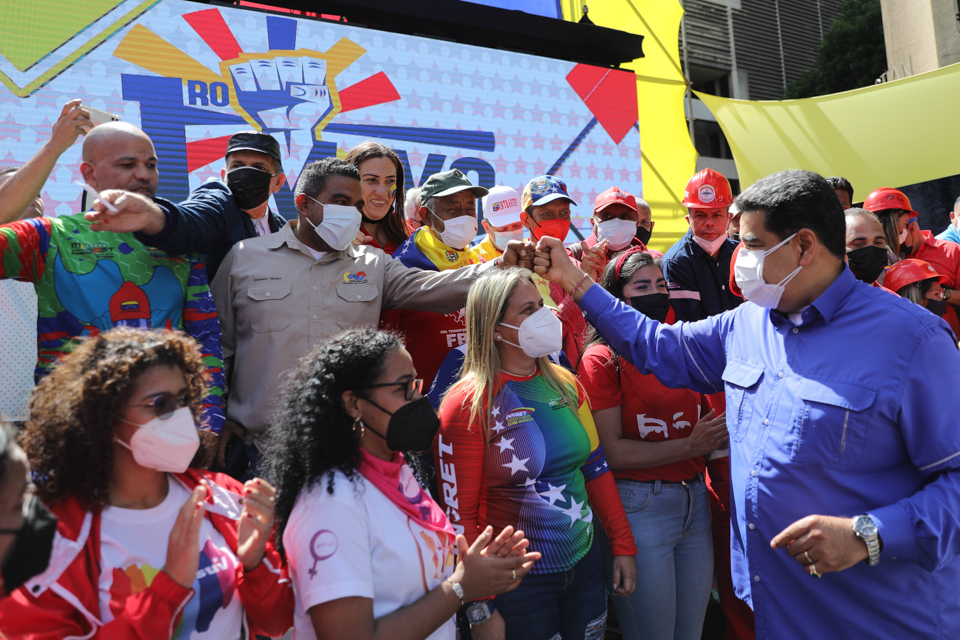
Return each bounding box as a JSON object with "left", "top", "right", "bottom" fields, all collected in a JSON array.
[
  {"left": 884, "top": 258, "right": 944, "bottom": 293},
  {"left": 864, "top": 188, "right": 918, "bottom": 219},
  {"left": 594, "top": 186, "right": 638, "bottom": 215},
  {"left": 683, "top": 168, "right": 734, "bottom": 209}
]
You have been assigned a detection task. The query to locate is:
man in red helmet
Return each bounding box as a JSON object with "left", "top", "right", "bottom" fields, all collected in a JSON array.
[
  {"left": 662, "top": 168, "right": 742, "bottom": 322},
  {"left": 865, "top": 187, "right": 960, "bottom": 336}
]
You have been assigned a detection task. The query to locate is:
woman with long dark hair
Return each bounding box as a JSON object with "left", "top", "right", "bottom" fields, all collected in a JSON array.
[
  {"left": 578, "top": 249, "right": 727, "bottom": 640},
  {"left": 267, "top": 327, "right": 538, "bottom": 640},
  {"left": 436, "top": 267, "right": 636, "bottom": 640},
  {"left": 346, "top": 141, "right": 410, "bottom": 254},
  {"left": 0, "top": 328, "right": 293, "bottom": 638}
]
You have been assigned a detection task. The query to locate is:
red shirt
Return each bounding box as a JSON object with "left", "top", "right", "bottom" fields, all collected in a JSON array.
[
  {"left": 912, "top": 231, "right": 960, "bottom": 339},
  {"left": 578, "top": 343, "right": 708, "bottom": 483}
]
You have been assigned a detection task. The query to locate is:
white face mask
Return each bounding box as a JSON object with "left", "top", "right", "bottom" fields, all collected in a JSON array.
[
  {"left": 116, "top": 407, "right": 200, "bottom": 473},
  {"left": 491, "top": 228, "right": 525, "bottom": 251},
  {"left": 432, "top": 211, "right": 478, "bottom": 250},
  {"left": 303, "top": 196, "right": 362, "bottom": 251},
  {"left": 898, "top": 228, "right": 908, "bottom": 244},
  {"left": 693, "top": 234, "right": 728, "bottom": 255},
  {"left": 498, "top": 306, "right": 563, "bottom": 358},
  {"left": 734, "top": 233, "right": 802, "bottom": 309},
  {"left": 597, "top": 218, "right": 637, "bottom": 251}
]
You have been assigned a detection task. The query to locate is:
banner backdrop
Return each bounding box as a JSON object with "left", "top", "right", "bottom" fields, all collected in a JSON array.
[{"left": 0, "top": 0, "right": 641, "bottom": 235}]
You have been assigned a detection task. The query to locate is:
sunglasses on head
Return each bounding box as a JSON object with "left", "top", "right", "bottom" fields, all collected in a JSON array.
[
  {"left": 364, "top": 378, "right": 424, "bottom": 401},
  {"left": 128, "top": 392, "right": 190, "bottom": 420}
]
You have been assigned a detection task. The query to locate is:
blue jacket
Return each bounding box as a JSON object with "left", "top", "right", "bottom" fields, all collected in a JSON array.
[
  {"left": 135, "top": 180, "right": 286, "bottom": 281},
  {"left": 661, "top": 229, "right": 741, "bottom": 322}
]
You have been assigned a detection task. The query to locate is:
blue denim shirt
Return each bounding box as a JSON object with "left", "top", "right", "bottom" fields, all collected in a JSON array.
[{"left": 578, "top": 265, "right": 960, "bottom": 639}]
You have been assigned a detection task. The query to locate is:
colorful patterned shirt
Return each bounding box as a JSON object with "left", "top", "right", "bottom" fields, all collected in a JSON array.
[
  {"left": 436, "top": 369, "right": 636, "bottom": 573},
  {"left": 0, "top": 214, "right": 225, "bottom": 432}
]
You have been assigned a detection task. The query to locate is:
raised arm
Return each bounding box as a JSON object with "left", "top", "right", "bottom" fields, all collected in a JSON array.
[
  {"left": 0, "top": 100, "right": 91, "bottom": 224},
  {"left": 534, "top": 236, "right": 728, "bottom": 394}
]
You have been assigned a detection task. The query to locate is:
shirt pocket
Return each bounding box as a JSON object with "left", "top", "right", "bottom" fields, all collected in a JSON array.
[
  {"left": 792, "top": 378, "right": 876, "bottom": 470},
  {"left": 335, "top": 283, "right": 380, "bottom": 329},
  {"left": 722, "top": 359, "right": 764, "bottom": 443},
  {"left": 246, "top": 284, "right": 292, "bottom": 333}
]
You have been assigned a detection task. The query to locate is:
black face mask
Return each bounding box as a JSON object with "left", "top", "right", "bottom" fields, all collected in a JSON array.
[
  {"left": 635, "top": 226, "right": 652, "bottom": 246},
  {"left": 1, "top": 495, "right": 58, "bottom": 593},
  {"left": 226, "top": 166, "right": 275, "bottom": 211},
  {"left": 363, "top": 396, "right": 441, "bottom": 452},
  {"left": 846, "top": 245, "right": 888, "bottom": 284},
  {"left": 731, "top": 233, "right": 740, "bottom": 243},
  {"left": 629, "top": 292, "right": 671, "bottom": 322},
  {"left": 926, "top": 298, "right": 948, "bottom": 317}
]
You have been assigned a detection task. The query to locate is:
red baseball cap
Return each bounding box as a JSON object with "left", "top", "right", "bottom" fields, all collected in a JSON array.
[{"left": 594, "top": 186, "right": 638, "bottom": 215}]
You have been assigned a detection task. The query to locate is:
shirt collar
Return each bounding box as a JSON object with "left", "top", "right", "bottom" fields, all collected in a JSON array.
[
  {"left": 269, "top": 220, "right": 357, "bottom": 261},
  {"left": 770, "top": 263, "right": 853, "bottom": 327}
]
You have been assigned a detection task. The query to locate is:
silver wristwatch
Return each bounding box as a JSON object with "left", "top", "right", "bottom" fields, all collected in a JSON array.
[
  {"left": 852, "top": 514, "right": 880, "bottom": 566},
  {"left": 466, "top": 600, "right": 494, "bottom": 625}
]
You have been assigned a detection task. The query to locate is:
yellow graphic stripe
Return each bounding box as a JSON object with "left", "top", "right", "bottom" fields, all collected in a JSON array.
[
  {"left": 114, "top": 23, "right": 221, "bottom": 86},
  {"left": 0, "top": 0, "right": 160, "bottom": 97}
]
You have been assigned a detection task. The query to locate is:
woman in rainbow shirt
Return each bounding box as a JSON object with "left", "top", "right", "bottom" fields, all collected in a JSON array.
[{"left": 436, "top": 267, "right": 637, "bottom": 640}]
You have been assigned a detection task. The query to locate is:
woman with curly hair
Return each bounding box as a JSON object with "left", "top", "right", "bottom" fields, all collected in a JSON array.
[
  {"left": 266, "top": 327, "right": 539, "bottom": 640},
  {"left": 0, "top": 328, "right": 293, "bottom": 639},
  {"left": 346, "top": 141, "right": 409, "bottom": 254},
  {"left": 577, "top": 249, "right": 727, "bottom": 640},
  {"left": 435, "top": 267, "right": 637, "bottom": 640}
]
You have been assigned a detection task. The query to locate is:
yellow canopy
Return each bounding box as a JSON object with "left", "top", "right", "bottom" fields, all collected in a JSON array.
[{"left": 697, "top": 62, "right": 960, "bottom": 197}]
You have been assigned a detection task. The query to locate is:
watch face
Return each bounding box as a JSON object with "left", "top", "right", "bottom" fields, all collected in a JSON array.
[
  {"left": 856, "top": 516, "right": 877, "bottom": 537},
  {"left": 467, "top": 602, "right": 491, "bottom": 623}
]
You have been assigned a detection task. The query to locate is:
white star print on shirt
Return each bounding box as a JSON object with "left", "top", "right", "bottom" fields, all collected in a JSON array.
[
  {"left": 495, "top": 437, "right": 515, "bottom": 453},
  {"left": 561, "top": 498, "right": 585, "bottom": 527},
  {"left": 503, "top": 455, "right": 529, "bottom": 476},
  {"left": 538, "top": 483, "right": 566, "bottom": 506}
]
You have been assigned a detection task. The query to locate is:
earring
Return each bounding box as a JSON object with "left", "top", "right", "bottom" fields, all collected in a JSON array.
[{"left": 353, "top": 415, "right": 365, "bottom": 438}]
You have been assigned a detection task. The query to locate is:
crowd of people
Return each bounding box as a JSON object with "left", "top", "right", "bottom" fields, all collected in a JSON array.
[{"left": 0, "top": 100, "right": 959, "bottom": 640}]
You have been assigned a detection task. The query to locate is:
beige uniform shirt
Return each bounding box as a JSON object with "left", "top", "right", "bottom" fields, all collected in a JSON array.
[{"left": 211, "top": 221, "right": 498, "bottom": 436}]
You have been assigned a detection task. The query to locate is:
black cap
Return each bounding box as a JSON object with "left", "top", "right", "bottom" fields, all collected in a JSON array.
[{"left": 226, "top": 131, "right": 282, "bottom": 165}]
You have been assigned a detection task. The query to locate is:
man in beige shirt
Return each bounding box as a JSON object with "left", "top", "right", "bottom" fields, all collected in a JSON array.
[{"left": 211, "top": 158, "right": 532, "bottom": 471}]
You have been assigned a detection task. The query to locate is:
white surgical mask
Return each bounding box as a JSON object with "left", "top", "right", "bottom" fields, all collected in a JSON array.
[
  {"left": 734, "top": 233, "right": 802, "bottom": 309},
  {"left": 303, "top": 196, "right": 362, "bottom": 251},
  {"left": 116, "top": 407, "right": 200, "bottom": 473},
  {"left": 498, "top": 306, "right": 563, "bottom": 358},
  {"left": 597, "top": 218, "right": 637, "bottom": 251},
  {"left": 693, "top": 234, "right": 728, "bottom": 255},
  {"left": 492, "top": 228, "right": 525, "bottom": 251},
  {"left": 432, "top": 211, "right": 478, "bottom": 250},
  {"left": 898, "top": 228, "right": 908, "bottom": 244}
]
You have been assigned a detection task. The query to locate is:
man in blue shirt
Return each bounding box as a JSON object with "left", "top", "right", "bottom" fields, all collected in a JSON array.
[{"left": 533, "top": 169, "right": 960, "bottom": 639}]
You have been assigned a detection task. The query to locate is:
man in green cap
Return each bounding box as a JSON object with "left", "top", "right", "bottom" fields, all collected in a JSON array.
[{"left": 390, "top": 168, "right": 489, "bottom": 387}]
